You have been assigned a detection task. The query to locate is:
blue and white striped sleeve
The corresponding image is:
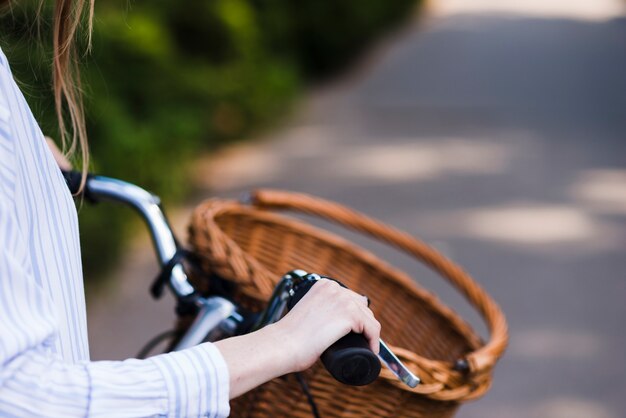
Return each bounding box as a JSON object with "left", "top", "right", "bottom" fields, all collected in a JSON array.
[
  {"left": 0, "top": 98, "right": 230, "bottom": 417},
  {"left": 0, "top": 342, "right": 230, "bottom": 418},
  {"left": 0, "top": 178, "right": 230, "bottom": 418},
  {"left": 1, "top": 345, "right": 230, "bottom": 418},
  {"left": 88, "top": 344, "right": 231, "bottom": 417}
]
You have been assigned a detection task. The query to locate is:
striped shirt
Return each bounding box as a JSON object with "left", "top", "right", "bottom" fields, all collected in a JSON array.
[{"left": 0, "top": 47, "right": 230, "bottom": 417}]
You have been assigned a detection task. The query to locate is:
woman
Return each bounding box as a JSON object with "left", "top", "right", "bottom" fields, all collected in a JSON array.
[{"left": 0, "top": 1, "right": 381, "bottom": 416}]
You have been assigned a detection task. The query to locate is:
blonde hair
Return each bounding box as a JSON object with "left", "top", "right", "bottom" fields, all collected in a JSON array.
[{"left": 51, "top": 0, "right": 94, "bottom": 191}]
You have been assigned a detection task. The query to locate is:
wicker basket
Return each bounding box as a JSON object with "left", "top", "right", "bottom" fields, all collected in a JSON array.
[{"left": 187, "top": 189, "right": 508, "bottom": 418}]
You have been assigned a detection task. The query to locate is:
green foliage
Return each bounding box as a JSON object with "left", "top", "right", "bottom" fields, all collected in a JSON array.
[
  {"left": 252, "top": 0, "right": 418, "bottom": 77},
  {"left": 0, "top": 0, "right": 418, "bottom": 281},
  {"left": 86, "top": 0, "right": 301, "bottom": 197}
]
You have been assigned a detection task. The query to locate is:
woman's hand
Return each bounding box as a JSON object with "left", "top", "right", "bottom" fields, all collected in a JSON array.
[
  {"left": 214, "top": 279, "right": 381, "bottom": 399},
  {"left": 44, "top": 137, "right": 72, "bottom": 171},
  {"left": 276, "top": 279, "right": 381, "bottom": 373}
]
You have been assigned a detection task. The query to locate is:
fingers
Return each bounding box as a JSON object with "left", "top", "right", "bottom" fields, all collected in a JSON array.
[
  {"left": 315, "top": 279, "right": 381, "bottom": 354},
  {"left": 356, "top": 302, "right": 381, "bottom": 354}
]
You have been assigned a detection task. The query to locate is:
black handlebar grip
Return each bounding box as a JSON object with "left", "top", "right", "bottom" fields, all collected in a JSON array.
[
  {"left": 62, "top": 170, "right": 83, "bottom": 195},
  {"left": 61, "top": 170, "right": 97, "bottom": 203},
  {"left": 287, "top": 280, "right": 381, "bottom": 386}
]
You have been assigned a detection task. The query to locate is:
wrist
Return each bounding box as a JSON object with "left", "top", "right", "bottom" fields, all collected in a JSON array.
[
  {"left": 261, "top": 322, "right": 301, "bottom": 374},
  {"left": 214, "top": 322, "right": 301, "bottom": 399}
]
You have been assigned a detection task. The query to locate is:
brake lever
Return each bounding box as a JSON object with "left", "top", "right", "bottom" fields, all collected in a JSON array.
[{"left": 378, "top": 340, "right": 420, "bottom": 388}]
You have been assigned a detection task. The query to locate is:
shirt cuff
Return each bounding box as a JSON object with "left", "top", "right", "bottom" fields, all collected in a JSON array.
[{"left": 149, "top": 343, "right": 230, "bottom": 418}]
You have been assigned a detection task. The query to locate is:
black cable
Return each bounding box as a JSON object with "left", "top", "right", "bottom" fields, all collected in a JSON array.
[
  {"left": 136, "top": 330, "right": 178, "bottom": 359},
  {"left": 150, "top": 249, "right": 193, "bottom": 299},
  {"left": 295, "top": 372, "right": 321, "bottom": 418}
]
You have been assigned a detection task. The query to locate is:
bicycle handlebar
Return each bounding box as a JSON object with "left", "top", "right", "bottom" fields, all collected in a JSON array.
[
  {"left": 65, "top": 171, "right": 419, "bottom": 388},
  {"left": 63, "top": 170, "right": 196, "bottom": 299}
]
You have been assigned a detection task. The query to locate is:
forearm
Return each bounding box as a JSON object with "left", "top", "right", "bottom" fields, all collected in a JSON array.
[
  {"left": 214, "top": 323, "right": 295, "bottom": 399},
  {"left": 0, "top": 344, "right": 230, "bottom": 418}
]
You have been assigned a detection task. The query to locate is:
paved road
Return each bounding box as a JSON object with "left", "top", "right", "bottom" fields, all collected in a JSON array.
[{"left": 88, "top": 1, "right": 626, "bottom": 417}]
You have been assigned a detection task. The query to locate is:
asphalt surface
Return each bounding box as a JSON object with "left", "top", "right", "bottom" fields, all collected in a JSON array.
[{"left": 87, "top": 2, "right": 626, "bottom": 417}]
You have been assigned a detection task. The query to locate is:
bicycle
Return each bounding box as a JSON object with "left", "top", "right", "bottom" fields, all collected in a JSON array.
[
  {"left": 63, "top": 170, "right": 419, "bottom": 415},
  {"left": 64, "top": 169, "right": 507, "bottom": 418}
]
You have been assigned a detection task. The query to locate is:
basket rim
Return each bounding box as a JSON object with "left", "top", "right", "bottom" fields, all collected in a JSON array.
[
  {"left": 189, "top": 192, "right": 507, "bottom": 401},
  {"left": 207, "top": 202, "right": 484, "bottom": 353}
]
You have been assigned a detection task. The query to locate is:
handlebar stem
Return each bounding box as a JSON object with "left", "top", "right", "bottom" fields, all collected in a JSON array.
[{"left": 173, "top": 296, "right": 239, "bottom": 350}]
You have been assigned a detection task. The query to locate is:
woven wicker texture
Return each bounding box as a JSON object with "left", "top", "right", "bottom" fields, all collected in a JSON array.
[{"left": 187, "top": 189, "right": 508, "bottom": 417}]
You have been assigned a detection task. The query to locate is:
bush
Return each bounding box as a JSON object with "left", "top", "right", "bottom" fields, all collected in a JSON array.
[{"left": 0, "top": 0, "right": 418, "bottom": 281}]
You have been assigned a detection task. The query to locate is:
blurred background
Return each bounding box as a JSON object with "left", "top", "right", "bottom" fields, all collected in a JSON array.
[{"left": 2, "top": 0, "right": 626, "bottom": 417}]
